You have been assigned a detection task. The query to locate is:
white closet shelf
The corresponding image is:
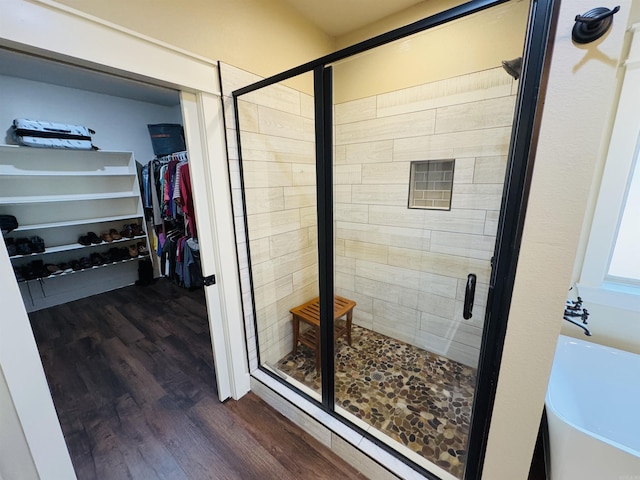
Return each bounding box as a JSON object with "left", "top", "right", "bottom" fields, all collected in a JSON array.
[
  {"left": 0, "top": 191, "right": 138, "bottom": 204},
  {"left": 0, "top": 145, "right": 135, "bottom": 158},
  {"left": 3, "top": 146, "right": 150, "bottom": 311},
  {"left": 9, "top": 234, "right": 147, "bottom": 259},
  {"left": 16, "top": 255, "right": 148, "bottom": 283},
  {"left": 0, "top": 171, "right": 135, "bottom": 177},
  {"left": 12, "top": 214, "right": 144, "bottom": 232}
]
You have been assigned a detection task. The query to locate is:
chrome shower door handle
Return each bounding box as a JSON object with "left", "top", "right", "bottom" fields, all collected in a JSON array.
[{"left": 463, "top": 273, "right": 477, "bottom": 320}]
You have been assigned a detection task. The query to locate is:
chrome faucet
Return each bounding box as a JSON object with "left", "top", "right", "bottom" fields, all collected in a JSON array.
[{"left": 564, "top": 297, "right": 591, "bottom": 336}]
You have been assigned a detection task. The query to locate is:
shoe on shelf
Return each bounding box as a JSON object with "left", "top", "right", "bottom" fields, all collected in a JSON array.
[
  {"left": 31, "top": 260, "right": 47, "bottom": 278},
  {"left": 137, "top": 242, "right": 149, "bottom": 256},
  {"left": 121, "top": 224, "right": 135, "bottom": 239},
  {"left": 79, "top": 257, "right": 92, "bottom": 269},
  {"left": 5, "top": 238, "right": 17, "bottom": 256},
  {"left": 69, "top": 260, "right": 82, "bottom": 271},
  {"left": 110, "top": 247, "right": 128, "bottom": 262},
  {"left": 87, "top": 232, "right": 102, "bottom": 245},
  {"left": 29, "top": 236, "right": 45, "bottom": 253},
  {"left": 106, "top": 248, "right": 116, "bottom": 262},
  {"left": 78, "top": 235, "right": 91, "bottom": 246},
  {"left": 46, "top": 264, "right": 63, "bottom": 275},
  {"left": 13, "top": 266, "right": 24, "bottom": 282},
  {"left": 101, "top": 232, "right": 113, "bottom": 243},
  {"left": 58, "top": 263, "right": 73, "bottom": 274},
  {"left": 90, "top": 252, "right": 106, "bottom": 266},
  {"left": 22, "top": 263, "right": 38, "bottom": 280},
  {"left": 131, "top": 224, "right": 145, "bottom": 237},
  {"left": 16, "top": 237, "right": 32, "bottom": 255},
  {"left": 109, "top": 228, "right": 122, "bottom": 241},
  {"left": 128, "top": 244, "right": 139, "bottom": 258}
]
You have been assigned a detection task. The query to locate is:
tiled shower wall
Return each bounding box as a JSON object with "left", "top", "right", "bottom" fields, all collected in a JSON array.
[
  {"left": 221, "top": 64, "right": 318, "bottom": 367},
  {"left": 222, "top": 63, "right": 517, "bottom": 369},
  {"left": 333, "top": 67, "right": 517, "bottom": 366}
]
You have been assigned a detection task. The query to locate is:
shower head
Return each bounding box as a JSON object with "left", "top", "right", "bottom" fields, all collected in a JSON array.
[{"left": 501, "top": 57, "right": 522, "bottom": 80}]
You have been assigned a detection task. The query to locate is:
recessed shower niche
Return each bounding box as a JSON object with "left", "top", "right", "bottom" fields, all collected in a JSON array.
[{"left": 408, "top": 160, "right": 455, "bottom": 210}]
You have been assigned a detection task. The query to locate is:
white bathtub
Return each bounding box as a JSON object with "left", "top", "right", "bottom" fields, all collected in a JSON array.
[{"left": 545, "top": 335, "right": 640, "bottom": 480}]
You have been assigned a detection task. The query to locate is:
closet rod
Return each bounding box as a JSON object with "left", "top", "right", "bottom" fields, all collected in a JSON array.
[{"left": 156, "top": 150, "right": 188, "bottom": 163}]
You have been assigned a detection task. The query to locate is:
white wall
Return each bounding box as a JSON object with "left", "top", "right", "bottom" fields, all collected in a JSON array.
[
  {"left": 565, "top": 22, "right": 640, "bottom": 355},
  {"left": 0, "top": 236, "right": 76, "bottom": 478},
  {"left": 562, "top": 303, "right": 640, "bottom": 354},
  {"left": 482, "top": 0, "right": 632, "bottom": 478},
  {"left": 0, "top": 75, "right": 182, "bottom": 163},
  {"left": 0, "top": 367, "right": 38, "bottom": 480}
]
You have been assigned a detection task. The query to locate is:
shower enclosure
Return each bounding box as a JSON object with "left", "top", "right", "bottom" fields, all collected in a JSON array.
[{"left": 231, "top": 0, "right": 553, "bottom": 477}]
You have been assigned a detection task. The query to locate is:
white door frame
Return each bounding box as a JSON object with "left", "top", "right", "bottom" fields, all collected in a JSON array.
[
  {"left": 180, "top": 90, "right": 250, "bottom": 402},
  {"left": 0, "top": 1, "right": 249, "bottom": 478}
]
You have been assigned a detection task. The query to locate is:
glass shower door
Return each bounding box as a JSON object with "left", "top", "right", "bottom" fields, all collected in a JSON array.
[
  {"left": 234, "top": 72, "right": 324, "bottom": 401},
  {"left": 329, "top": 2, "right": 529, "bottom": 477},
  {"left": 232, "top": 0, "right": 554, "bottom": 476}
]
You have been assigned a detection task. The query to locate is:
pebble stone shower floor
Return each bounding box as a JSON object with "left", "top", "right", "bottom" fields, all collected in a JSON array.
[{"left": 277, "top": 325, "right": 477, "bottom": 479}]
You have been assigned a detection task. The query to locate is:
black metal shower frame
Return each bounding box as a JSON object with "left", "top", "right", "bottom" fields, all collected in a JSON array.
[{"left": 232, "top": 0, "right": 556, "bottom": 477}]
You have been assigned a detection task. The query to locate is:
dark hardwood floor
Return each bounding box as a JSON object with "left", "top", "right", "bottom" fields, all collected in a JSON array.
[{"left": 29, "top": 280, "right": 367, "bottom": 480}]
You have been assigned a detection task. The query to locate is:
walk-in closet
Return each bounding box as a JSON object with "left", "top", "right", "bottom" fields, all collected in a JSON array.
[{"left": 0, "top": 48, "right": 219, "bottom": 475}]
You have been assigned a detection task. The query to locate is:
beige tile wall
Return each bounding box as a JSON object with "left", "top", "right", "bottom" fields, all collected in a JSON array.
[
  {"left": 334, "top": 67, "right": 516, "bottom": 367},
  {"left": 223, "top": 63, "right": 516, "bottom": 369},
  {"left": 221, "top": 64, "right": 318, "bottom": 366}
]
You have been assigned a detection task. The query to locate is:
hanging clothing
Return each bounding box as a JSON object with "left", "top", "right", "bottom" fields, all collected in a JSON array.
[
  {"left": 141, "top": 164, "right": 152, "bottom": 208},
  {"left": 173, "top": 160, "right": 187, "bottom": 203},
  {"left": 159, "top": 163, "right": 168, "bottom": 217},
  {"left": 141, "top": 151, "right": 194, "bottom": 234},
  {"left": 179, "top": 163, "right": 197, "bottom": 238},
  {"left": 149, "top": 161, "right": 163, "bottom": 226},
  {"left": 184, "top": 237, "right": 203, "bottom": 289},
  {"left": 141, "top": 151, "right": 201, "bottom": 290},
  {"left": 156, "top": 231, "right": 202, "bottom": 289}
]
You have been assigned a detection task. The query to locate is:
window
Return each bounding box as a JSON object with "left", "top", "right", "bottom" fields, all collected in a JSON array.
[
  {"left": 577, "top": 27, "right": 640, "bottom": 310},
  {"left": 607, "top": 153, "right": 640, "bottom": 283},
  {"left": 408, "top": 160, "right": 454, "bottom": 210}
]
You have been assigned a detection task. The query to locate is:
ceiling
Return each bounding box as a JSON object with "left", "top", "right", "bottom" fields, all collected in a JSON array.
[
  {"left": 0, "top": 48, "right": 180, "bottom": 106},
  {"left": 0, "top": 0, "right": 430, "bottom": 103},
  {"left": 281, "top": 0, "right": 427, "bottom": 37}
]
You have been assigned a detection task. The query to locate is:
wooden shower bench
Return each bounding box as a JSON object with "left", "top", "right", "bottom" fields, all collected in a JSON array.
[{"left": 290, "top": 295, "right": 356, "bottom": 370}]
